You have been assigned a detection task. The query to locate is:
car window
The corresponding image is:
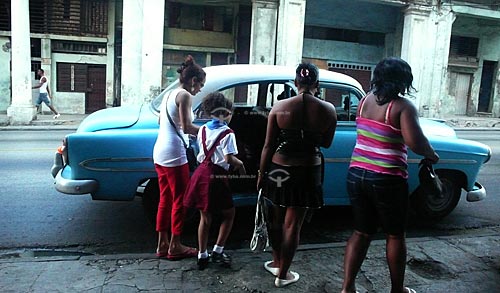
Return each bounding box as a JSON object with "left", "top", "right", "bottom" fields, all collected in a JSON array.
[
  {"left": 319, "top": 83, "right": 361, "bottom": 122},
  {"left": 195, "top": 80, "right": 293, "bottom": 119}
]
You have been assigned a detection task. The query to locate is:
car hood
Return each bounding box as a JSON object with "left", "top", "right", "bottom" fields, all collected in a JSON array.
[
  {"left": 77, "top": 105, "right": 143, "bottom": 132},
  {"left": 420, "top": 118, "right": 457, "bottom": 138}
]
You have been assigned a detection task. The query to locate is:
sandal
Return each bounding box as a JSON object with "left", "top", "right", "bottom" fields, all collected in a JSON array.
[{"left": 166, "top": 247, "right": 198, "bottom": 261}]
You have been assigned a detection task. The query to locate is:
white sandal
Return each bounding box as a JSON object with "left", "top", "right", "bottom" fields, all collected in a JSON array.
[{"left": 264, "top": 260, "right": 279, "bottom": 276}]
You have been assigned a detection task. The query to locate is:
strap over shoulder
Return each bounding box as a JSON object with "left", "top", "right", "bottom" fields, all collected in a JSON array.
[{"left": 201, "top": 127, "right": 234, "bottom": 161}]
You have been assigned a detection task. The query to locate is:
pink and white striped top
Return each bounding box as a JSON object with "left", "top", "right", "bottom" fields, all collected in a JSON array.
[{"left": 349, "top": 99, "right": 408, "bottom": 178}]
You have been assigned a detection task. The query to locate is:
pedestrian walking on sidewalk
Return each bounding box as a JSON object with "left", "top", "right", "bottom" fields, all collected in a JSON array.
[
  {"left": 341, "top": 57, "right": 439, "bottom": 293},
  {"left": 32, "top": 69, "right": 60, "bottom": 119},
  {"left": 257, "top": 62, "right": 337, "bottom": 288},
  {"left": 184, "top": 92, "right": 246, "bottom": 270},
  {"left": 152, "top": 55, "right": 205, "bottom": 261}
]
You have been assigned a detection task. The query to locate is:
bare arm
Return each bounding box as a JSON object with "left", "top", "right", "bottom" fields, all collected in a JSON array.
[
  {"left": 320, "top": 103, "right": 338, "bottom": 148},
  {"left": 257, "top": 109, "right": 279, "bottom": 190},
  {"left": 225, "top": 154, "right": 246, "bottom": 175},
  {"left": 32, "top": 77, "right": 46, "bottom": 89},
  {"left": 176, "top": 90, "right": 200, "bottom": 135},
  {"left": 400, "top": 101, "right": 439, "bottom": 163}
]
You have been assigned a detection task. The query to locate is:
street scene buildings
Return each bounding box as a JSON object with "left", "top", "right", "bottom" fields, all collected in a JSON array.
[{"left": 1, "top": 0, "right": 499, "bottom": 124}]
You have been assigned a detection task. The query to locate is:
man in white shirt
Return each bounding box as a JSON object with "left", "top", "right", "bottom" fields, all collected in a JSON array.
[{"left": 32, "top": 69, "right": 60, "bottom": 119}]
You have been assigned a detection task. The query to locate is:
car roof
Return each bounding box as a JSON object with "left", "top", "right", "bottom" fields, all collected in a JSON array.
[
  {"left": 153, "top": 64, "right": 365, "bottom": 111},
  {"left": 201, "top": 64, "right": 363, "bottom": 89}
]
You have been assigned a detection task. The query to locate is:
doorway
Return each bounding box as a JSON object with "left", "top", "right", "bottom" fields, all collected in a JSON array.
[
  {"left": 85, "top": 66, "right": 106, "bottom": 113},
  {"left": 448, "top": 71, "right": 472, "bottom": 115},
  {"left": 478, "top": 60, "right": 497, "bottom": 113}
]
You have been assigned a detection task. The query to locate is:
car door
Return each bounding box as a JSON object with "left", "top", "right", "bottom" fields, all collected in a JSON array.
[{"left": 319, "top": 82, "right": 363, "bottom": 205}]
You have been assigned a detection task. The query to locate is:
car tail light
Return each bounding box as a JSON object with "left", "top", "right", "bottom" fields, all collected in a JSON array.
[{"left": 58, "top": 137, "right": 68, "bottom": 165}]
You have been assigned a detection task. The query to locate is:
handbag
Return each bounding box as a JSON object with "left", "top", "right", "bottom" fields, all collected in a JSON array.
[
  {"left": 250, "top": 189, "right": 269, "bottom": 252},
  {"left": 418, "top": 159, "right": 443, "bottom": 198},
  {"left": 165, "top": 91, "right": 199, "bottom": 172}
]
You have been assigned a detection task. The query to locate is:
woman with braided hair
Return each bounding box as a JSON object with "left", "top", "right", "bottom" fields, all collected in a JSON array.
[{"left": 257, "top": 62, "right": 337, "bottom": 287}]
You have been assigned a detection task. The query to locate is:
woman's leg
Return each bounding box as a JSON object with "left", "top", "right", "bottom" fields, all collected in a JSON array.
[
  {"left": 215, "top": 207, "right": 235, "bottom": 247},
  {"left": 386, "top": 233, "right": 407, "bottom": 293},
  {"left": 277, "top": 207, "right": 307, "bottom": 280},
  {"left": 154, "top": 164, "right": 172, "bottom": 255},
  {"left": 198, "top": 211, "right": 212, "bottom": 254},
  {"left": 341, "top": 230, "right": 372, "bottom": 293},
  {"left": 267, "top": 204, "right": 286, "bottom": 268},
  {"left": 166, "top": 164, "right": 195, "bottom": 255}
]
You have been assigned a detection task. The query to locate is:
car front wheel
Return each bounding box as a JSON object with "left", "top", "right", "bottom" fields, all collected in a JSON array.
[{"left": 411, "top": 171, "right": 463, "bottom": 221}]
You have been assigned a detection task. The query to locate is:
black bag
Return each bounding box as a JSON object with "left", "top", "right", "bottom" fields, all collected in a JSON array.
[
  {"left": 185, "top": 145, "right": 199, "bottom": 172},
  {"left": 418, "top": 159, "right": 443, "bottom": 197},
  {"left": 165, "top": 91, "right": 199, "bottom": 172}
]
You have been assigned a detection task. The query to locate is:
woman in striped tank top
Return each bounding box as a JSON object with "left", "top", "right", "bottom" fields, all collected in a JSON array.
[{"left": 341, "top": 58, "right": 439, "bottom": 293}]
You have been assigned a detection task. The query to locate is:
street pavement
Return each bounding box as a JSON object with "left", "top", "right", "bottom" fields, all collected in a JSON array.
[{"left": 0, "top": 112, "right": 499, "bottom": 292}]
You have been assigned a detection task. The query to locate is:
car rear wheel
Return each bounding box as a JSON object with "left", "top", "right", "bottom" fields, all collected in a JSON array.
[
  {"left": 411, "top": 171, "right": 462, "bottom": 221},
  {"left": 142, "top": 179, "right": 159, "bottom": 228}
]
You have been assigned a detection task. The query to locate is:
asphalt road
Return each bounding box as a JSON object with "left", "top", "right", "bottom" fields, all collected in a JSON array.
[{"left": 0, "top": 129, "right": 498, "bottom": 255}]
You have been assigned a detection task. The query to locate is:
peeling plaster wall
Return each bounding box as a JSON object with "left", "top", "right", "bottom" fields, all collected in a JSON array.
[
  {"left": 303, "top": 0, "right": 403, "bottom": 71},
  {"left": 0, "top": 37, "right": 11, "bottom": 112},
  {"left": 452, "top": 16, "right": 500, "bottom": 117}
]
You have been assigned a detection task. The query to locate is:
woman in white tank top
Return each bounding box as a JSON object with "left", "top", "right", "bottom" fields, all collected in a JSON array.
[{"left": 152, "top": 55, "right": 206, "bottom": 260}]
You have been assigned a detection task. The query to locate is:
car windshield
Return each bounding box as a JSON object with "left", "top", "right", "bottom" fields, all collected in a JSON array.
[{"left": 151, "top": 80, "right": 180, "bottom": 112}]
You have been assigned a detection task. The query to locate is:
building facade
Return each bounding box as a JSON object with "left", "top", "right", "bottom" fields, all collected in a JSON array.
[{"left": 1, "top": 0, "right": 499, "bottom": 123}]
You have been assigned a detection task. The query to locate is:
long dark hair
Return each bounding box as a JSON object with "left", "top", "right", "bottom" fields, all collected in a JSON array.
[
  {"left": 370, "top": 57, "right": 416, "bottom": 105},
  {"left": 177, "top": 55, "right": 206, "bottom": 84}
]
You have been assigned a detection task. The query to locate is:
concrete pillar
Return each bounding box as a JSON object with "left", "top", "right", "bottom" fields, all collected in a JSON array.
[
  {"left": 38, "top": 38, "right": 52, "bottom": 114},
  {"left": 7, "top": 0, "right": 35, "bottom": 124},
  {"left": 121, "top": 0, "right": 144, "bottom": 105},
  {"left": 106, "top": 0, "right": 116, "bottom": 107},
  {"left": 275, "top": 0, "right": 306, "bottom": 67},
  {"left": 140, "top": 0, "right": 164, "bottom": 103},
  {"left": 400, "top": 2, "right": 455, "bottom": 118},
  {"left": 249, "top": 0, "right": 278, "bottom": 66},
  {"left": 0, "top": 36, "right": 10, "bottom": 111}
]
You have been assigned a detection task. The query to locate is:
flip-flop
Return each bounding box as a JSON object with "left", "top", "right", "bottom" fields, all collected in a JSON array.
[
  {"left": 166, "top": 247, "right": 198, "bottom": 261},
  {"left": 405, "top": 287, "right": 416, "bottom": 293}
]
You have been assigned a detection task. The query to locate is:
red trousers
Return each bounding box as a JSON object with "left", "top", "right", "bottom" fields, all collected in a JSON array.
[{"left": 155, "top": 163, "right": 190, "bottom": 235}]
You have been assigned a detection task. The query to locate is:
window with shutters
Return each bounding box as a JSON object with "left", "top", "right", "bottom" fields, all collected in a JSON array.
[
  {"left": 57, "top": 63, "right": 88, "bottom": 92},
  {"left": 449, "top": 35, "right": 479, "bottom": 58}
]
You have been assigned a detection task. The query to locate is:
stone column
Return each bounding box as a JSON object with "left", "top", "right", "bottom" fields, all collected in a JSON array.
[
  {"left": 7, "top": 0, "right": 35, "bottom": 124},
  {"left": 140, "top": 0, "right": 165, "bottom": 103},
  {"left": 249, "top": 0, "right": 278, "bottom": 66},
  {"left": 275, "top": 0, "right": 306, "bottom": 67},
  {"left": 400, "top": 2, "right": 455, "bottom": 118},
  {"left": 120, "top": 0, "right": 144, "bottom": 105}
]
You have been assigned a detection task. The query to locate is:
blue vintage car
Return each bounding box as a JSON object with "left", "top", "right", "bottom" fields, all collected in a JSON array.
[{"left": 51, "top": 64, "right": 491, "bottom": 221}]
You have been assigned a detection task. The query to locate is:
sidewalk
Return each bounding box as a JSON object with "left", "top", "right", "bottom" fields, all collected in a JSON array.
[{"left": 1, "top": 228, "right": 499, "bottom": 292}]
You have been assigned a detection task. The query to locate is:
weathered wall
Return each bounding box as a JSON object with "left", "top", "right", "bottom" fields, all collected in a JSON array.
[
  {"left": 0, "top": 36, "right": 10, "bottom": 112},
  {"left": 51, "top": 53, "right": 108, "bottom": 114}
]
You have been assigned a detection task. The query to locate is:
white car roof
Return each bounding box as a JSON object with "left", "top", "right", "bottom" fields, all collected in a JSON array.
[{"left": 155, "top": 64, "right": 365, "bottom": 110}]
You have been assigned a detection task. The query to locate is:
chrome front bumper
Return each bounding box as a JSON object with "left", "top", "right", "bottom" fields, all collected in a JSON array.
[
  {"left": 52, "top": 152, "right": 98, "bottom": 195},
  {"left": 466, "top": 182, "right": 486, "bottom": 202}
]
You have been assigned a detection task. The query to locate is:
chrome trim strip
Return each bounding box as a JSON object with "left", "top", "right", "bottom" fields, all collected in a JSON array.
[
  {"left": 79, "top": 157, "right": 155, "bottom": 172},
  {"left": 324, "top": 158, "right": 479, "bottom": 165}
]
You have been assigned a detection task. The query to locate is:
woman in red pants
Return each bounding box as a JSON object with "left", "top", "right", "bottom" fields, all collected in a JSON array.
[{"left": 153, "top": 55, "right": 206, "bottom": 260}]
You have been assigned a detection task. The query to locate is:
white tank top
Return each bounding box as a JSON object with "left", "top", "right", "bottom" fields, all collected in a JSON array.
[
  {"left": 153, "top": 88, "right": 194, "bottom": 167},
  {"left": 39, "top": 76, "right": 48, "bottom": 94}
]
